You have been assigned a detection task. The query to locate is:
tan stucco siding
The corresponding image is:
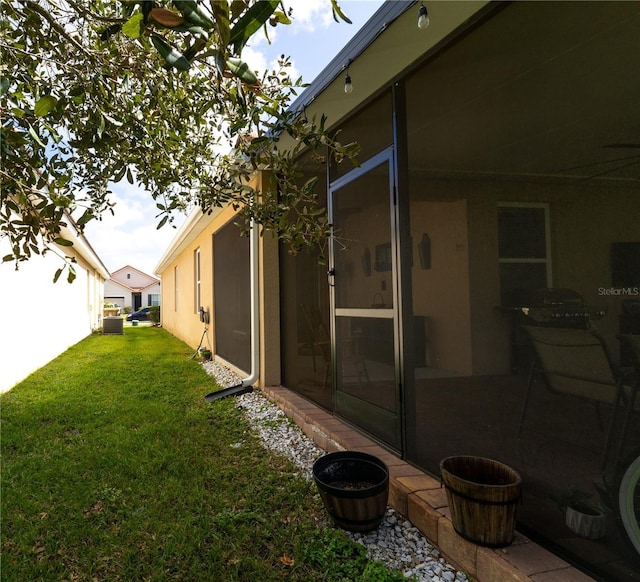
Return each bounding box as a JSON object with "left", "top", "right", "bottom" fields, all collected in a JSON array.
[
  {"left": 159, "top": 204, "right": 238, "bottom": 354},
  {"left": 157, "top": 174, "right": 285, "bottom": 387}
]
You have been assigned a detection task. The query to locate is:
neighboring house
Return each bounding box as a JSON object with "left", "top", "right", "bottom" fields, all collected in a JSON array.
[
  {"left": 105, "top": 265, "right": 160, "bottom": 312},
  {"left": 156, "top": 2, "right": 640, "bottom": 580},
  {"left": 0, "top": 217, "right": 109, "bottom": 392}
]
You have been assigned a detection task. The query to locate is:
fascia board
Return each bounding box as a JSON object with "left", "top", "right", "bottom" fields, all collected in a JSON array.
[
  {"left": 58, "top": 222, "right": 110, "bottom": 279},
  {"left": 154, "top": 205, "right": 224, "bottom": 275}
]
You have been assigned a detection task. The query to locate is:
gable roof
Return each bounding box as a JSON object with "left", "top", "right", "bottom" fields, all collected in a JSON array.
[
  {"left": 110, "top": 265, "right": 159, "bottom": 281},
  {"left": 109, "top": 265, "right": 160, "bottom": 291}
]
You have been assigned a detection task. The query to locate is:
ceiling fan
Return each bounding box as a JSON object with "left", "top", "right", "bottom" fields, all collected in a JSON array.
[{"left": 559, "top": 143, "right": 640, "bottom": 180}]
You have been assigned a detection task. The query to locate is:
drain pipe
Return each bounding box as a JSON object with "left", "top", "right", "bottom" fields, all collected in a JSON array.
[
  {"left": 241, "top": 218, "right": 260, "bottom": 388},
  {"left": 205, "top": 219, "right": 259, "bottom": 402}
]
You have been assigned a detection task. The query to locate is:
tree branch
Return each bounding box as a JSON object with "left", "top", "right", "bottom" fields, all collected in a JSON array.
[
  {"left": 64, "top": 0, "right": 128, "bottom": 24},
  {"left": 24, "top": 1, "right": 93, "bottom": 56}
]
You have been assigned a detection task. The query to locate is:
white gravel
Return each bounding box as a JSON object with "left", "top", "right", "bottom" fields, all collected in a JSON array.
[{"left": 201, "top": 360, "right": 470, "bottom": 582}]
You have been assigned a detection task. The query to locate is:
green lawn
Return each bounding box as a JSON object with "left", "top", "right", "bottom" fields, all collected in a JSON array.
[{"left": 1, "top": 327, "right": 403, "bottom": 581}]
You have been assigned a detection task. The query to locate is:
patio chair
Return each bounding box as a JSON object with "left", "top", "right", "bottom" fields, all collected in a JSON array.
[
  {"left": 519, "top": 326, "right": 638, "bottom": 469},
  {"left": 618, "top": 334, "right": 640, "bottom": 372},
  {"left": 617, "top": 334, "right": 640, "bottom": 455},
  {"left": 301, "top": 305, "right": 331, "bottom": 386}
]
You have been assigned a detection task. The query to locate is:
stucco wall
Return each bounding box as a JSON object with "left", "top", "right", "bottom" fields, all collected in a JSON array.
[
  {"left": 159, "top": 207, "right": 233, "bottom": 357},
  {"left": 0, "top": 238, "right": 106, "bottom": 392}
]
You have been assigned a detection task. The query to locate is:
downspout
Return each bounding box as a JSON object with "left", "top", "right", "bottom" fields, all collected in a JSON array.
[
  {"left": 241, "top": 218, "right": 260, "bottom": 387},
  {"left": 204, "top": 219, "right": 259, "bottom": 401}
]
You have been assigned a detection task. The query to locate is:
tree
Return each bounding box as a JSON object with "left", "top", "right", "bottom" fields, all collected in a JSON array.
[{"left": 0, "top": 0, "right": 358, "bottom": 280}]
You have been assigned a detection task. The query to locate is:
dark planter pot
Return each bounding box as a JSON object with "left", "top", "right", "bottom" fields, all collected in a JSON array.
[
  {"left": 440, "top": 455, "right": 522, "bottom": 547},
  {"left": 566, "top": 504, "right": 606, "bottom": 539},
  {"left": 313, "top": 451, "right": 389, "bottom": 532}
]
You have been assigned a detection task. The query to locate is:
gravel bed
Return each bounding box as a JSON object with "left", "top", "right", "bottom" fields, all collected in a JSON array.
[{"left": 201, "top": 360, "right": 470, "bottom": 582}]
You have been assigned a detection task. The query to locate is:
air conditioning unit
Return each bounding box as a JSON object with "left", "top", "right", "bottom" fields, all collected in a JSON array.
[{"left": 103, "top": 316, "right": 123, "bottom": 335}]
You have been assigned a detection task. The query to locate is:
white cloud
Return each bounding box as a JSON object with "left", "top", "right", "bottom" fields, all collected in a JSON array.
[
  {"left": 284, "top": 0, "right": 334, "bottom": 32},
  {"left": 83, "top": 183, "right": 185, "bottom": 276},
  {"left": 241, "top": 45, "right": 269, "bottom": 75}
]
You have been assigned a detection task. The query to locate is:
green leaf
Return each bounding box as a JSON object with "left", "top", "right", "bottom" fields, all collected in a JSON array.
[
  {"left": 99, "top": 23, "right": 122, "bottom": 41},
  {"left": 173, "top": 0, "right": 212, "bottom": 29},
  {"left": 97, "top": 114, "right": 106, "bottom": 138},
  {"left": 211, "top": 1, "right": 230, "bottom": 49},
  {"left": 230, "top": 1, "right": 246, "bottom": 21},
  {"left": 54, "top": 237, "right": 73, "bottom": 247},
  {"left": 103, "top": 112, "right": 123, "bottom": 127},
  {"left": 303, "top": 176, "right": 319, "bottom": 191},
  {"left": 271, "top": 11, "right": 292, "bottom": 26},
  {"left": 27, "top": 124, "right": 46, "bottom": 148},
  {"left": 76, "top": 210, "right": 94, "bottom": 226},
  {"left": 113, "top": 165, "right": 127, "bottom": 182},
  {"left": 214, "top": 52, "right": 226, "bottom": 76},
  {"left": 34, "top": 95, "right": 57, "bottom": 117},
  {"left": 226, "top": 57, "right": 258, "bottom": 85},
  {"left": 122, "top": 13, "right": 144, "bottom": 38},
  {"left": 330, "top": 0, "right": 352, "bottom": 24},
  {"left": 0, "top": 78, "right": 10, "bottom": 96},
  {"left": 183, "top": 38, "right": 207, "bottom": 62},
  {"left": 53, "top": 268, "right": 63, "bottom": 283},
  {"left": 151, "top": 36, "right": 191, "bottom": 71},
  {"left": 67, "top": 267, "right": 76, "bottom": 283},
  {"left": 167, "top": 24, "right": 208, "bottom": 37},
  {"left": 3, "top": 254, "right": 14, "bottom": 263},
  {"left": 230, "top": 0, "right": 279, "bottom": 54}
]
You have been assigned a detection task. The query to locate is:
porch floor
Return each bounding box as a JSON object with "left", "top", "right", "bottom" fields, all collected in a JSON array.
[{"left": 260, "top": 384, "right": 598, "bottom": 582}]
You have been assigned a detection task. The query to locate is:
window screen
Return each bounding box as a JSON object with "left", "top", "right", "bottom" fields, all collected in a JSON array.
[{"left": 214, "top": 221, "right": 251, "bottom": 373}]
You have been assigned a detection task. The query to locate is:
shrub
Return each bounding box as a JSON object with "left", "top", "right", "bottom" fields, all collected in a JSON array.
[{"left": 149, "top": 305, "right": 160, "bottom": 324}]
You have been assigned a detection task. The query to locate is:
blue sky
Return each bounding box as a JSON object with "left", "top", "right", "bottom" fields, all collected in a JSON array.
[{"left": 84, "top": 1, "right": 385, "bottom": 277}]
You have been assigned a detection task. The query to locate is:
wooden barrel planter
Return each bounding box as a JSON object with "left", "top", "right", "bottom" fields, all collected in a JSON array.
[
  {"left": 313, "top": 451, "right": 389, "bottom": 532},
  {"left": 440, "top": 455, "right": 522, "bottom": 547}
]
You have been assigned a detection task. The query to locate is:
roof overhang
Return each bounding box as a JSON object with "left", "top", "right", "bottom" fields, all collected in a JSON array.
[
  {"left": 285, "top": 0, "right": 640, "bottom": 185},
  {"left": 59, "top": 217, "right": 110, "bottom": 279},
  {"left": 283, "top": 1, "right": 492, "bottom": 147},
  {"left": 154, "top": 205, "right": 225, "bottom": 275}
]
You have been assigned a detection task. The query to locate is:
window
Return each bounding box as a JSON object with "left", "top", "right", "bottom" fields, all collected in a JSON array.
[
  {"left": 194, "top": 248, "right": 201, "bottom": 312},
  {"left": 214, "top": 223, "right": 251, "bottom": 372},
  {"left": 148, "top": 294, "right": 160, "bottom": 306},
  {"left": 127, "top": 273, "right": 131, "bottom": 279},
  {"left": 498, "top": 202, "right": 551, "bottom": 305}
]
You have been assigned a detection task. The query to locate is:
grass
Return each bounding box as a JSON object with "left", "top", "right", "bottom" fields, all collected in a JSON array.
[{"left": 1, "top": 327, "right": 405, "bottom": 581}]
